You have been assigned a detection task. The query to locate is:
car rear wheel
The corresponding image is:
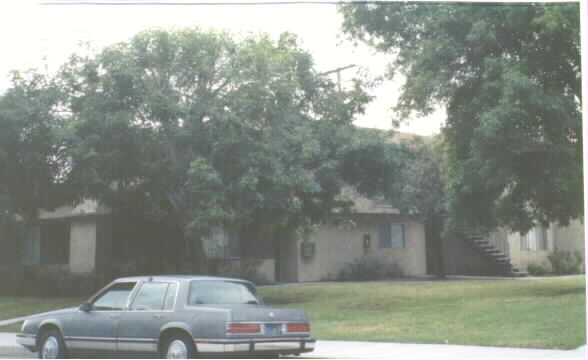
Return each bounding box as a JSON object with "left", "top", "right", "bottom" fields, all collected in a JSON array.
[
  {"left": 38, "top": 329, "right": 67, "bottom": 359},
  {"left": 162, "top": 334, "right": 196, "bottom": 359}
]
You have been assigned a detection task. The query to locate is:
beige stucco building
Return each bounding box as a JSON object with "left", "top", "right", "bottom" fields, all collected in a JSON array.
[{"left": 506, "top": 220, "right": 585, "bottom": 272}]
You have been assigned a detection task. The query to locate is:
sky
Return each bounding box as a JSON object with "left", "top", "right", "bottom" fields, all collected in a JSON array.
[{"left": 0, "top": 0, "right": 444, "bottom": 135}]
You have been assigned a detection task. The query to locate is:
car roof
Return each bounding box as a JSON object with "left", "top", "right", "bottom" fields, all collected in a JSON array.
[{"left": 113, "top": 274, "right": 253, "bottom": 284}]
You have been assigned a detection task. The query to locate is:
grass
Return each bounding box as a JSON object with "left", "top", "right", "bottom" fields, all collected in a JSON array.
[
  {"left": 0, "top": 277, "right": 584, "bottom": 349},
  {"left": 0, "top": 296, "right": 83, "bottom": 332},
  {"left": 260, "top": 276, "right": 586, "bottom": 349}
]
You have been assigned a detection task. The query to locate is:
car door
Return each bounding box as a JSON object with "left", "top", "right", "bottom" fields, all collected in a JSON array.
[
  {"left": 117, "top": 281, "right": 178, "bottom": 353},
  {"left": 63, "top": 281, "right": 137, "bottom": 354}
]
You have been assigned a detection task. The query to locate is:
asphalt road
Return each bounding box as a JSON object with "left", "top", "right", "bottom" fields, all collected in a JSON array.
[{"left": 0, "top": 333, "right": 586, "bottom": 359}]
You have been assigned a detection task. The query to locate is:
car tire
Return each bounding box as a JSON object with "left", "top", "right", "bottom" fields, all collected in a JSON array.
[
  {"left": 161, "top": 333, "right": 196, "bottom": 359},
  {"left": 38, "top": 328, "right": 67, "bottom": 359}
]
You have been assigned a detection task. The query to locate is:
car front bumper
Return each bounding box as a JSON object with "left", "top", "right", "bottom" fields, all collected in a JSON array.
[
  {"left": 195, "top": 337, "right": 316, "bottom": 355},
  {"left": 16, "top": 333, "right": 37, "bottom": 352}
]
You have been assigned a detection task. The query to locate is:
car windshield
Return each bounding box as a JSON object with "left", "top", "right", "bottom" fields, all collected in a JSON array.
[{"left": 188, "top": 280, "right": 259, "bottom": 305}]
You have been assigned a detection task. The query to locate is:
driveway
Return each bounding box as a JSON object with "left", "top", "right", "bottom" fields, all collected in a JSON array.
[{"left": 0, "top": 333, "right": 584, "bottom": 359}]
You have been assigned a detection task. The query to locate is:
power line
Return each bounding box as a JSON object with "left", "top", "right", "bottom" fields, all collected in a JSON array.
[{"left": 40, "top": 1, "right": 345, "bottom": 6}]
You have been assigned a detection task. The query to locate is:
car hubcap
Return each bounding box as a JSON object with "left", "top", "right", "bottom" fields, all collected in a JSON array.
[
  {"left": 167, "top": 339, "right": 188, "bottom": 359},
  {"left": 41, "top": 336, "right": 59, "bottom": 359}
]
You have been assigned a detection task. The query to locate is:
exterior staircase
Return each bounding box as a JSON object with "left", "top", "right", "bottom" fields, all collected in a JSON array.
[{"left": 466, "top": 233, "right": 528, "bottom": 277}]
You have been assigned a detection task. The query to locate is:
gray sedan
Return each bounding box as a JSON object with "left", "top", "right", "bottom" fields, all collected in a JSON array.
[{"left": 17, "top": 275, "right": 315, "bottom": 358}]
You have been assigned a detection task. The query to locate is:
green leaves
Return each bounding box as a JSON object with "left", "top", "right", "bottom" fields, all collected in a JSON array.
[
  {"left": 0, "top": 71, "right": 68, "bottom": 223},
  {"left": 44, "top": 28, "right": 382, "bottom": 244},
  {"left": 342, "top": 2, "right": 582, "bottom": 233}
]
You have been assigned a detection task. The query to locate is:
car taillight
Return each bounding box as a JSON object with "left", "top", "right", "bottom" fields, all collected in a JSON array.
[
  {"left": 226, "top": 323, "right": 261, "bottom": 334},
  {"left": 287, "top": 323, "right": 310, "bottom": 333}
]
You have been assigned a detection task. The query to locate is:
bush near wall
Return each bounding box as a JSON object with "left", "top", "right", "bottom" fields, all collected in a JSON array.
[
  {"left": 216, "top": 259, "right": 273, "bottom": 285},
  {"left": 337, "top": 256, "right": 404, "bottom": 281},
  {"left": 17, "top": 267, "right": 110, "bottom": 297},
  {"left": 0, "top": 266, "right": 25, "bottom": 296},
  {"left": 547, "top": 250, "right": 585, "bottom": 275},
  {"left": 527, "top": 263, "right": 550, "bottom": 276}
]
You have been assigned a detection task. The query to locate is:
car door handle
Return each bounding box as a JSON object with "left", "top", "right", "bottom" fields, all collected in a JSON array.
[
  {"left": 109, "top": 314, "right": 121, "bottom": 320},
  {"left": 153, "top": 314, "right": 163, "bottom": 320}
]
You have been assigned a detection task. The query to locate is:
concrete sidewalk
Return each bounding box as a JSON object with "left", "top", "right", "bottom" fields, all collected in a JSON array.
[
  {"left": 0, "top": 333, "right": 585, "bottom": 359},
  {"left": 311, "top": 340, "right": 586, "bottom": 359},
  {"left": 0, "top": 333, "right": 27, "bottom": 357}
]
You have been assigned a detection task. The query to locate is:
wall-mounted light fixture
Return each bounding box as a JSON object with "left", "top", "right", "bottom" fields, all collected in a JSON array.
[{"left": 363, "top": 233, "right": 371, "bottom": 250}]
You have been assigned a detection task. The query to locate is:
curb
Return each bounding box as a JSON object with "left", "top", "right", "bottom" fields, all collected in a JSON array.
[{"left": 0, "top": 345, "right": 26, "bottom": 356}]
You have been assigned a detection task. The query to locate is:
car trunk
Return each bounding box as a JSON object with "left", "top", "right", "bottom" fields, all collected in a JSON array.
[{"left": 220, "top": 304, "right": 307, "bottom": 322}]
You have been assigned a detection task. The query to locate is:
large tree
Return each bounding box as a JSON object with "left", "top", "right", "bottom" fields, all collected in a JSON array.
[
  {"left": 58, "top": 28, "right": 383, "bottom": 272},
  {"left": 0, "top": 72, "right": 68, "bottom": 225},
  {"left": 388, "top": 136, "right": 447, "bottom": 277},
  {"left": 341, "top": 2, "right": 582, "bottom": 234}
]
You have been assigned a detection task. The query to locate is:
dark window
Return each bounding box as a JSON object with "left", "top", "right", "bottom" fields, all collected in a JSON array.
[
  {"left": 538, "top": 227, "right": 548, "bottom": 251},
  {"left": 131, "top": 282, "right": 169, "bottom": 311},
  {"left": 40, "top": 221, "right": 70, "bottom": 265},
  {"left": 378, "top": 223, "right": 406, "bottom": 249},
  {"left": 188, "top": 281, "right": 258, "bottom": 305},
  {"left": 92, "top": 282, "right": 136, "bottom": 311},
  {"left": 204, "top": 228, "right": 240, "bottom": 259}
]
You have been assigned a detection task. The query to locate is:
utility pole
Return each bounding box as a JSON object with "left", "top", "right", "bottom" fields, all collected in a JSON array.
[{"left": 319, "top": 64, "right": 357, "bottom": 92}]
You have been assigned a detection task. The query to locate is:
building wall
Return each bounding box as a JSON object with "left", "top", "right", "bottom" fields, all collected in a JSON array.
[
  {"left": 553, "top": 219, "right": 585, "bottom": 257},
  {"left": 508, "top": 220, "right": 585, "bottom": 270},
  {"left": 443, "top": 235, "right": 505, "bottom": 276},
  {"left": 69, "top": 217, "right": 97, "bottom": 274},
  {"left": 295, "top": 214, "right": 426, "bottom": 282}
]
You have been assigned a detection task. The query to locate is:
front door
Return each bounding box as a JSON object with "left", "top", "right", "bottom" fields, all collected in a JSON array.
[{"left": 64, "top": 281, "right": 137, "bottom": 354}]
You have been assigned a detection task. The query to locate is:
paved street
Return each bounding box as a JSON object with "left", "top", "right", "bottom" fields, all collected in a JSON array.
[{"left": 0, "top": 333, "right": 585, "bottom": 359}]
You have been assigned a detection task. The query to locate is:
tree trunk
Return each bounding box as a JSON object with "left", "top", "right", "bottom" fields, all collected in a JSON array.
[
  {"left": 425, "top": 214, "right": 446, "bottom": 279},
  {"left": 181, "top": 233, "right": 209, "bottom": 275}
]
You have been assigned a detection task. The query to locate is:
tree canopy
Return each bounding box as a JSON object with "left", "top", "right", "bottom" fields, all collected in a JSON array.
[
  {"left": 341, "top": 2, "right": 582, "bottom": 233},
  {"left": 0, "top": 72, "right": 68, "bottom": 224},
  {"left": 24, "top": 28, "right": 396, "bottom": 268}
]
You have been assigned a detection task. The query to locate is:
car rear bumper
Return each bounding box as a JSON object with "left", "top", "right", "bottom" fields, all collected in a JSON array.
[
  {"left": 16, "top": 333, "right": 37, "bottom": 352},
  {"left": 195, "top": 337, "right": 315, "bottom": 355}
]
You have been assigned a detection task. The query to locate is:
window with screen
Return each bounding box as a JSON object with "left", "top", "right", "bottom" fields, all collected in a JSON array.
[
  {"left": 378, "top": 223, "right": 406, "bottom": 249},
  {"left": 520, "top": 226, "right": 549, "bottom": 251}
]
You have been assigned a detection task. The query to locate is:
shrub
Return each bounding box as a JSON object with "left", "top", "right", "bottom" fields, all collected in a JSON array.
[
  {"left": 20, "top": 267, "right": 109, "bottom": 297},
  {"left": 547, "top": 250, "right": 585, "bottom": 275},
  {"left": 527, "top": 263, "right": 549, "bottom": 276},
  {"left": 337, "top": 257, "right": 403, "bottom": 281},
  {"left": 216, "top": 259, "right": 274, "bottom": 285}
]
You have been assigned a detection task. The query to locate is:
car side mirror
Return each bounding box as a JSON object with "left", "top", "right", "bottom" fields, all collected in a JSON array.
[{"left": 79, "top": 303, "right": 92, "bottom": 312}]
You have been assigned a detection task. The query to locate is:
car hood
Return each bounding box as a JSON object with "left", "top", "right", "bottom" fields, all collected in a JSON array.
[
  {"left": 28, "top": 307, "right": 78, "bottom": 320},
  {"left": 208, "top": 304, "right": 308, "bottom": 322}
]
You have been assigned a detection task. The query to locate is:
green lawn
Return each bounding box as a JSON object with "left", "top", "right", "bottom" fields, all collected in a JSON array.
[
  {"left": 0, "top": 296, "right": 83, "bottom": 332},
  {"left": 260, "top": 276, "right": 586, "bottom": 349},
  {"left": 0, "top": 277, "right": 584, "bottom": 349}
]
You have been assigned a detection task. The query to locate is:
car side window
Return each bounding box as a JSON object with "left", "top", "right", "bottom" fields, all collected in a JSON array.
[
  {"left": 92, "top": 282, "right": 136, "bottom": 311},
  {"left": 163, "top": 283, "right": 177, "bottom": 311},
  {"left": 131, "top": 282, "right": 169, "bottom": 311}
]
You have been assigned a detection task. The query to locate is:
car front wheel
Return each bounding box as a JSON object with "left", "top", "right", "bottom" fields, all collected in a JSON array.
[
  {"left": 162, "top": 334, "right": 196, "bottom": 359},
  {"left": 38, "top": 329, "right": 67, "bottom": 359}
]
